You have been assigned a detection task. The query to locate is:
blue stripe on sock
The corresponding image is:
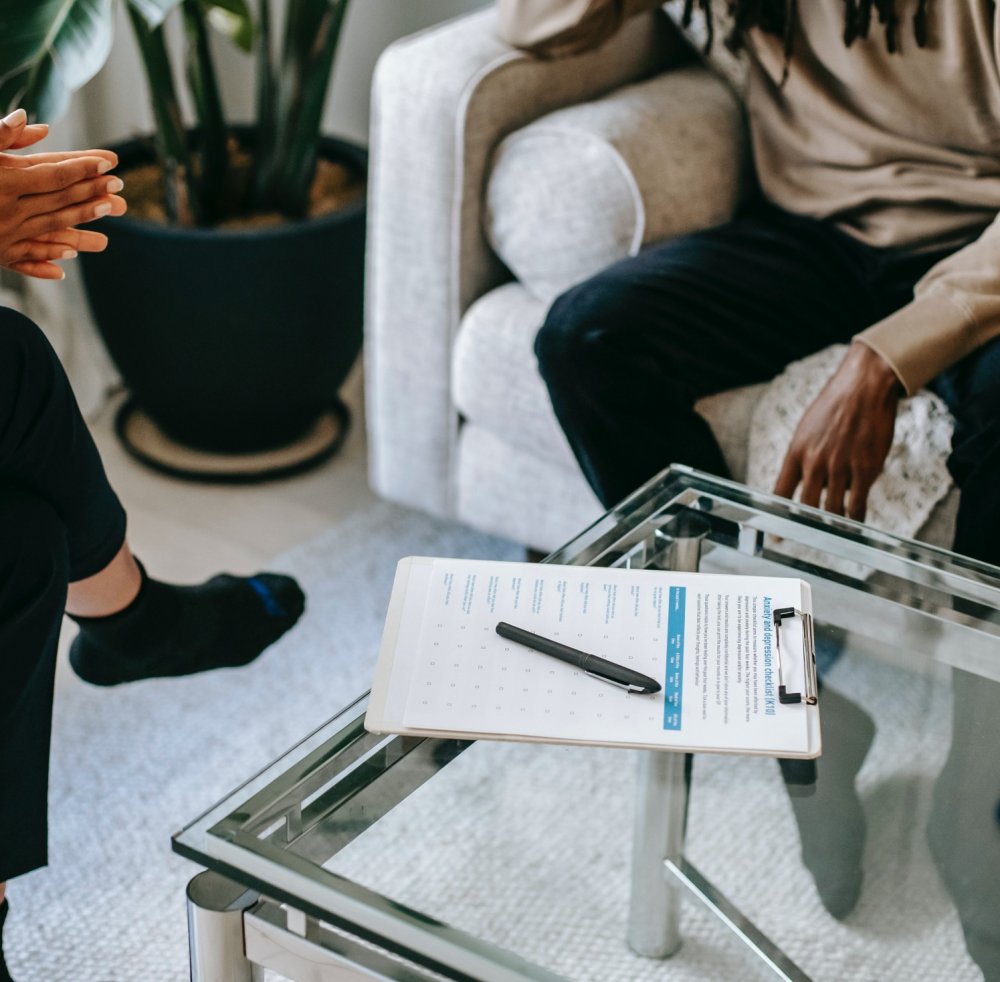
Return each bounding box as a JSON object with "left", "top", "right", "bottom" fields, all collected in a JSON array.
[{"left": 248, "top": 576, "right": 287, "bottom": 617}]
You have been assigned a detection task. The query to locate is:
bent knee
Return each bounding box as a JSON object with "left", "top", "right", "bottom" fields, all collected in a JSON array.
[
  {"left": 0, "top": 308, "right": 61, "bottom": 396},
  {"left": 535, "top": 279, "right": 632, "bottom": 374},
  {"left": 0, "top": 488, "right": 68, "bottom": 582},
  {"left": 0, "top": 307, "right": 56, "bottom": 361}
]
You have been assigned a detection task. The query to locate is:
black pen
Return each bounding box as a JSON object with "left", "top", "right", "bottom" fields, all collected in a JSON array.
[{"left": 495, "top": 622, "right": 661, "bottom": 695}]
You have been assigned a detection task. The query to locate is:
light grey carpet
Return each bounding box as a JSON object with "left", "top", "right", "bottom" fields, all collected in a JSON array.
[
  {"left": 327, "top": 647, "right": 981, "bottom": 982},
  {"left": 4, "top": 501, "right": 521, "bottom": 981},
  {"left": 4, "top": 501, "right": 984, "bottom": 981}
]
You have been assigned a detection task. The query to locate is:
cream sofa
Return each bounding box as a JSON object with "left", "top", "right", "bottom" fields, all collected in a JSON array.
[{"left": 365, "top": 6, "right": 958, "bottom": 553}]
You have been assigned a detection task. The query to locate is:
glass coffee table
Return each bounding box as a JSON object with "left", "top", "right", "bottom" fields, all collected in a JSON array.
[{"left": 173, "top": 466, "right": 1000, "bottom": 981}]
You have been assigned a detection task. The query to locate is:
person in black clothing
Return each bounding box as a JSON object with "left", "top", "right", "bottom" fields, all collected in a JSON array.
[{"left": 0, "top": 110, "right": 305, "bottom": 982}]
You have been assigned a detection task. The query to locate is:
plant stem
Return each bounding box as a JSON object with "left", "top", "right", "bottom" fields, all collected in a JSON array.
[
  {"left": 183, "top": 0, "right": 228, "bottom": 224},
  {"left": 273, "top": 0, "right": 351, "bottom": 218},
  {"left": 251, "top": 0, "right": 277, "bottom": 210},
  {"left": 126, "top": 5, "right": 199, "bottom": 226}
]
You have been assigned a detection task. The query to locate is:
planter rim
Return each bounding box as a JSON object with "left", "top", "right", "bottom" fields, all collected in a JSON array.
[{"left": 107, "top": 131, "right": 367, "bottom": 242}]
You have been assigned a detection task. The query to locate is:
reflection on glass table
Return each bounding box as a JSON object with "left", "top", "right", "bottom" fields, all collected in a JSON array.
[{"left": 174, "top": 465, "right": 1000, "bottom": 982}]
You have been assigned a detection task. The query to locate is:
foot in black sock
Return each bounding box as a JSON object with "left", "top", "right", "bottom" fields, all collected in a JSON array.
[
  {"left": 1, "top": 897, "right": 14, "bottom": 982},
  {"left": 68, "top": 567, "right": 305, "bottom": 686},
  {"left": 782, "top": 686, "right": 876, "bottom": 920}
]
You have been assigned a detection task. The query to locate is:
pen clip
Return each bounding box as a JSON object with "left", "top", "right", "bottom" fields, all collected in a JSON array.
[{"left": 585, "top": 670, "right": 646, "bottom": 694}]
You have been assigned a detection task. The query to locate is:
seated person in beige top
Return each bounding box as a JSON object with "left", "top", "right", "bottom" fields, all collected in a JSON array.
[{"left": 500, "top": 1, "right": 1000, "bottom": 975}]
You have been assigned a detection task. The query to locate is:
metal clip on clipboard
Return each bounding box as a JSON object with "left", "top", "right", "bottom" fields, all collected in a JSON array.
[{"left": 773, "top": 607, "right": 818, "bottom": 705}]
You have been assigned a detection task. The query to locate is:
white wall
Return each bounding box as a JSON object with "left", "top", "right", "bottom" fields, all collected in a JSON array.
[
  {"left": 75, "top": 0, "right": 490, "bottom": 147},
  {"left": 30, "top": 0, "right": 489, "bottom": 412}
]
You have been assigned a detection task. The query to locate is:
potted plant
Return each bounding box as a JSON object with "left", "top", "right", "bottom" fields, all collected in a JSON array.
[{"left": 0, "top": 0, "right": 365, "bottom": 478}]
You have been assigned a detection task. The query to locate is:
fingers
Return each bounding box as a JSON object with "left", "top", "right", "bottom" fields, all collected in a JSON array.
[
  {"left": 9, "top": 155, "right": 115, "bottom": 196},
  {"left": 4, "top": 223, "right": 115, "bottom": 279},
  {"left": 824, "top": 472, "right": 848, "bottom": 517},
  {"left": 0, "top": 109, "right": 29, "bottom": 152},
  {"left": 6, "top": 239, "right": 78, "bottom": 263},
  {"left": 775, "top": 456, "right": 874, "bottom": 520},
  {"left": 847, "top": 470, "right": 877, "bottom": 523},
  {"left": 797, "top": 461, "right": 826, "bottom": 509},
  {"left": 9, "top": 124, "right": 49, "bottom": 150},
  {"left": 2, "top": 148, "right": 117, "bottom": 169},
  {"left": 775, "top": 445, "right": 848, "bottom": 514},
  {"left": 6, "top": 259, "right": 65, "bottom": 280},
  {"left": 30, "top": 228, "right": 109, "bottom": 253},
  {"left": 20, "top": 195, "right": 125, "bottom": 239},
  {"left": 0, "top": 107, "right": 48, "bottom": 151},
  {"left": 106, "top": 193, "right": 127, "bottom": 217},
  {"left": 21, "top": 174, "right": 123, "bottom": 216},
  {"left": 774, "top": 451, "right": 802, "bottom": 503}
]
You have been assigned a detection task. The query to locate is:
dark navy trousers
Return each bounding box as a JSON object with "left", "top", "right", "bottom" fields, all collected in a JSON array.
[{"left": 0, "top": 308, "right": 126, "bottom": 882}]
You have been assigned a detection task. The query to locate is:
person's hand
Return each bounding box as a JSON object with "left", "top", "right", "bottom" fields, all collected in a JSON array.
[
  {"left": 0, "top": 109, "right": 127, "bottom": 280},
  {"left": 774, "top": 342, "right": 903, "bottom": 521}
]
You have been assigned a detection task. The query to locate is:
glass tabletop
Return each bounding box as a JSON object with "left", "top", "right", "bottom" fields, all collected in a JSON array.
[{"left": 173, "top": 465, "right": 1000, "bottom": 981}]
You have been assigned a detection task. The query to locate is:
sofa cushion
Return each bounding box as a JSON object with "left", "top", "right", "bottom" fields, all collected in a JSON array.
[
  {"left": 453, "top": 283, "right": 577, "bottom": 468},
  {"left": 456, "top": 423, "right": 604, "bottom": 552},
  {"left": 483, "top": 64, "right": 746, "bottom": 303}
]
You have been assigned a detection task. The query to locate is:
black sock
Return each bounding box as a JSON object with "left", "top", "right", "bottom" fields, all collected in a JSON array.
[{"left": 68, "top": 563, "right": 305, "bottom": 686}]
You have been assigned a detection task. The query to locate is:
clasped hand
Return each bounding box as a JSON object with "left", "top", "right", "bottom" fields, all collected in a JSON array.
[
  {"left": 0, "top": 108, "right": 126, "bottom": 280},
  {"left": 774, "top": 341, "right": 904, "bottom": 521}
]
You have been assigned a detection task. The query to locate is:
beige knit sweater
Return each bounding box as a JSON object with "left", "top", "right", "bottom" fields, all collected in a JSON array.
[{"left": 498, "top": 0, "right": 1000, "bottom": 394}]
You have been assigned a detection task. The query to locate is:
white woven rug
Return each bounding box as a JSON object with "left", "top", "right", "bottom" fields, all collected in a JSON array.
[{"left": 4, "top": 502, "right": 981, "bottom": 981}]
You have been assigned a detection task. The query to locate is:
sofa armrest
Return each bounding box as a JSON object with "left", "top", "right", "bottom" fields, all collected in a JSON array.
[
  {"left": 485, "top": 63, "right": 749, "bottom": 302},
  {"left": 365, "top": 6, "right": 687, "bottom": 517}
]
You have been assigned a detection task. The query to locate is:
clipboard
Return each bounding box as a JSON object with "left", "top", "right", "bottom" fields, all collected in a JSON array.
[{"left": 366, "top": 557, "right": 822, "bottom": 759}]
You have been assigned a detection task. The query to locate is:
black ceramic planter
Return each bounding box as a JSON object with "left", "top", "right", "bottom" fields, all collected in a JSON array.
[{"left": 79, "top": 134, "right": 367, "bottom": 460}]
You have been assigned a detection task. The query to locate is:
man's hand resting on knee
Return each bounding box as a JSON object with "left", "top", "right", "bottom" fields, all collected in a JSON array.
[
  {"left": 774, "top": 341, "right": 904, "bottom": 521},
  {"left": 0, "top": 108, "right": 126, "bottom": 280}
]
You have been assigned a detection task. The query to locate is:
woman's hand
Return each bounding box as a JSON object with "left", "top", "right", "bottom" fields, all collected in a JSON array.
[{"left": 0, "top": 109, "right": 127, "bottom": 280}]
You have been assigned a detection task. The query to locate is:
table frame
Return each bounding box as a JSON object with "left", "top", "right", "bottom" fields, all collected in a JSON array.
[{"left": 175, "top": 465, "right": 1000, "bottom": 981}]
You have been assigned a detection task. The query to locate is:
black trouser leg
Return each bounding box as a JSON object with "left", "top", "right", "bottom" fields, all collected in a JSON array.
[
  {"left": 0, "top": 489, "right": 69, "bottom": 883},
  {"left": 0, "top": 308, "right": 127, "bottom": 581},
  {"left": 534, "top": 200, "right": 949, "bottom": 509},
  {"left": 931, "top": 334, "right": 1000, "bottom": 566},
  {"left": 927, "top": 337, "right": 1000, "bottom": 980},
  {"left": 0, "top": 309, "right": 128, "bottom": 881}
]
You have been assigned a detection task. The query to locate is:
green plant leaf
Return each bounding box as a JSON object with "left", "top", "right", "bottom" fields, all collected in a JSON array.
[
  {"left": 0, "top": 0, "right": 114, "bottom": 121},
  {"left": 127, "top": 0, "right": 184, "bottom": 29},
  {"left": 200, "top": 0, "right": 254, "bottom": 52}
]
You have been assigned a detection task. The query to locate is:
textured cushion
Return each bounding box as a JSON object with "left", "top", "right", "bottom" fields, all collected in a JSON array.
[
  {"left": 453, "top": 284, "right": 576, "bottom": 468},
  {"left": 483, "top": 64, "right": 747, "bottom": 302},
  {"left": 456, "top": 424, "right": 603, "bottom": 552}
]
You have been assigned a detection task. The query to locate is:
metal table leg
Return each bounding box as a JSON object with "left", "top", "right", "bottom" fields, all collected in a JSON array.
[
  {"left": 626, "top": 512, "right": 705, "bottom": 958},
  {"left": 187, "top": 870, "right": 262, "bottom": 981},
  {"left": 627, "top": 749, "right": 691, "bottom": 957}
]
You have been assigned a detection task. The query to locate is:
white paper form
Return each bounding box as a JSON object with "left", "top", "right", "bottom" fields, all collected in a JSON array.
[{"left": 398, "top": 559, "right": 816, "bottom": 756}]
